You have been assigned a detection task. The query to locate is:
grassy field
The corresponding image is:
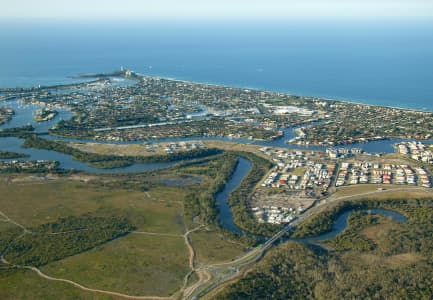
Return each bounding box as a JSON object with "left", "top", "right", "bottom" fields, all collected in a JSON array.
[
  {"left": 360, "top": 222, "right": 395, "bottom": 242},
  {"left": 69, "top": 142, "right": 163, "bottom": 157},
  {"left": 0, "top": 176, "right": 191, "bottom": 297},
  {"left": 0, "top": 178, "right": 185, "bottom": 234},
  {"left": 328, "top": 184, "right": 426, "bottom": 199},
  {"left": 0, "top": 270, "right": 110, "bottom": 300},
  {"left": 363, "top": 189, "right": 433, "bottom": 200},
  {"left": 0, "top": 171, "right": 253, "bottom": 298},
  {"left": 69, "top": 139, "right": 273, "bottom": 161},
  {"left": 0, "top": 222, "right": 16, "bottom": 232},
  {"left": 42, "top": 234, "right": 190, "bottom": 297},
  {"left": 291, "top": 167, "right": 307, "bottom": 176},
  {"left": 190, "top": 229, "right": 246, "bottom": 265}
]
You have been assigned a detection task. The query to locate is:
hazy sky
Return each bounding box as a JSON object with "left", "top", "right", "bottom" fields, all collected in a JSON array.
[{"left": 2, "top": 0, "right": 433, "bottom": 20}]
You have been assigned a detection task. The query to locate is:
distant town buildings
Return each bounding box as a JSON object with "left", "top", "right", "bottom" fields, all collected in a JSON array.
[{"left": 396, "top": 141, "right": 433, "bottom": 164}]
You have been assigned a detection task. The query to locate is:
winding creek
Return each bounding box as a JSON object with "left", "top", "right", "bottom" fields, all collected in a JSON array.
[
  {"left": 216, "top": 157, "right": 252, "bottom": 235},
  {"left": 0, "top": 94, "right": 416, "bottom": 242},
  {"left": 213, "top": 157, "right": 407, "bottom": 242},
  {"left": 295, "top": 208, "right": 407, "bottom": 244}
]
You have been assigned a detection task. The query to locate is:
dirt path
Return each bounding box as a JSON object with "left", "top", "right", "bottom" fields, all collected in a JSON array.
[
  {"left": 180, "top": 225, "right": 217, "bottom": 299},
  {"left": 0, "top": 215, "right": 206, "bottom": 300},
  {"left": 23, "top": 225, "right": 205, "bottom": 300},
  {"left": 0, "top": 209, "right": 30, "bottom": 232},
  {"left": 0, "top": 212, "right": 182, "bottom": 299},
  {"left": 1, "top": 257, "right": 173, "bottom": 300},
  {"left": 183, "top": 225, "right": 203, "bottom": 270},
  {"left": 173, "top": 225, "right": 216, "bottom": 299},
  {"left": 8, "top": 186, "right": 423, "bottom": 300}
]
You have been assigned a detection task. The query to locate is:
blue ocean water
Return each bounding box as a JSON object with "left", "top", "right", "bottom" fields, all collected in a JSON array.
[{"left": 0, "top": 20, "right": 432, "bottom": 111}]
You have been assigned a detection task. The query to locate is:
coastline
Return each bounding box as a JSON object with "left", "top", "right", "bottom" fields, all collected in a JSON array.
[
  {"left": 2, "top": 70, "right": 432, "bottom": 148},
  {"left": 135, "top": 72, "right": 433, "bottom": 114},
  {"left": 1, "top": 70, "right": 431, "bottom": 114}
]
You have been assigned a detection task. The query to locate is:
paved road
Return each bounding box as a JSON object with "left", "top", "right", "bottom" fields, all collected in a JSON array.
[
  {"left": 184, "top": 186, "right": 433, "bottom": 299},
  {"left": 1, "top": 187, "right": 430, "bottom": 300}
]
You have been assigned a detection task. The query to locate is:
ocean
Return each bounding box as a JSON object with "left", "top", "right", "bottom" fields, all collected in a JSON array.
[{"left": 1, "top": 19, "right": 432, "bottom": 111}]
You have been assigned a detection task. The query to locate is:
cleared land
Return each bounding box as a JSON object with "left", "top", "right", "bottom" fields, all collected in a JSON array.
[
  {"left": 0, "top": 270, "right": 105, "bottom": 300},
  {"left": 190, "top": 229, "right": 245, "bottom": 265},
  {"left": 0, "top": 176, "right": 189, "bottom": 297},
  {"left": 69, "top": 140, "right": 270, "bottom": 160},
  {"left": 0, "top": 170, "right": 248, "bottom": 299},
  {"left": 0, "top": 178, "right": 185, "bottom": 233},
  {"left": 327, "top": 184, "right": 427, "bottom": 199},
  {"left": 42, "top": 234, "right": 189, "bottom": 297}
]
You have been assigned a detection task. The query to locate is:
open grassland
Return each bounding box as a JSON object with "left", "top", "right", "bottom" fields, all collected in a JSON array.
[
  {"left": 69, "top": 140, "right": 272, "bottom": 161},
  {"left": 0, "top": 167, "right": 253, "bottom": 299},
  {"left": 363, "top": 189, "right": 433, "bottom": 200},
  {"left": 42, "top": 234, "right": 190, "bottom": 297},
  {"left": 0, "top": 270, "right": 111, "bottom": 300},
  {"left": 361, "top": 222, "right": 396, "bottom": 242},
  {"left": 0, "top": 176, "right": 192, "bottom": 297},
  {"left": 190, "top": 229, "right": 246, "bottom": 265},
  {"left": 329, "top": 184, "right": 427, "bottom": 199},
  {"left": 0, "top": 178, "right": 185, "bottom": 234},
  {"left": 0, "top": 222, "right": 16, "bottom": 232},
  {"left": 291, "top": 167, "right": 307, "bottom": 176},
  {"left": 331, "top": 212, "right": 427, "bottom": 270},
  {"left": 359, "top": 218, "right": 423, "bottom": 269},
  {"left": 69, "top": 142, "right": 165, "bottom": 157},
  {"left": 202, "top": 141, "right": 268, "bottom": 158}
]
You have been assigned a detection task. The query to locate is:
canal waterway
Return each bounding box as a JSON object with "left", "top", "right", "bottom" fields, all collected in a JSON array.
[
  {"left": 1, "top": 96, "right": 432, "bottom": 158},
  {"left": 0, "top": 96, "right": 411, "bottom": 245},
  {"left": 0, "top": 99, "right": 72, "bottom": 132}
]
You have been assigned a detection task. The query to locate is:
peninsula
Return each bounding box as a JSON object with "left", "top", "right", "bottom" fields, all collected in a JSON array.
[
  {"left": 1, "top": 70, "right": 433, "bottom": 300},
  {"left": 2, "top": 69, "right": 431, "bottom": 145}
]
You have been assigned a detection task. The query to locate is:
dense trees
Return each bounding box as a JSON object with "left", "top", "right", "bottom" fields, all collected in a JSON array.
[
  {"left": 217, "top": 198, "right": 433, "bottom": 299},
  {"left": 216, "top": 242, "right": 325, "bottom": 300},
  {"left": 292, "top": 198, "right": 433, "bottom": 239},
  {"left": 0, "top": 125, "right": 35, "bottom": 137},
  {"left": 0, "top": 151, "right": 29, "bottom": 159},
  {"left": 182, "top": 151, "right": 282, "bottom": 237},
  {"left": 0, "top": 161, "right": 60, "bottom": 173},
  {"left": 1, "top": 214, "right": 135, "bottom": 267},
  {"left": 226, "top": 152, "right": 281, "bottom": 236},
  {"left": 325, "top": 211, "right": 377, "bottom": 251},
  {"left": 217, "top": 241, "right": 433, "bottom": 299},
  {"left": 182, "top": 150, "right": 281, "bottom": 237},
  {"left": 183, "top": 153, "right": 239, "bottom": 225}
]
